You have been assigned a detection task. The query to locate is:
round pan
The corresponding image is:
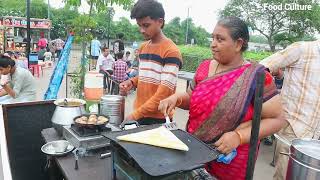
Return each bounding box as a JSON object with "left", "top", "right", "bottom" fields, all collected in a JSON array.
[{"left": 73, "top": 114, "right": 109, "bottom": 129}]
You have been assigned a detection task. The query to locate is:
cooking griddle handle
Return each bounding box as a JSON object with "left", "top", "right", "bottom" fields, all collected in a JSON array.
[{"left": 120, "top": 120, "right": 140, "bottom": 130}]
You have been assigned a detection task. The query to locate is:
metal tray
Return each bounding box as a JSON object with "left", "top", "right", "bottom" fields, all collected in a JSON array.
[{"left": 41, "top": 140, "right": 74, "bottom": 156}]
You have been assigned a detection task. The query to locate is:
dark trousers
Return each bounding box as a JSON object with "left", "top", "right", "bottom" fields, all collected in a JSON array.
[{"left": 99, "top": 70, "right": 113, "bottom": 89}]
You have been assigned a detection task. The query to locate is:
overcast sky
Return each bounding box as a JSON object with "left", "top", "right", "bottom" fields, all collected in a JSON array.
[{"left": 48, "top": 0, "right": 228, "bottom": 33}]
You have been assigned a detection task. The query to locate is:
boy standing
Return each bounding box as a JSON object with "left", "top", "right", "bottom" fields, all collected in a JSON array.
[
  {"left": 119, "top": 0, "right": 182, "bottom": 125},
  {"left": 112, "top": 52, "right": 128, "bottom": 83}
]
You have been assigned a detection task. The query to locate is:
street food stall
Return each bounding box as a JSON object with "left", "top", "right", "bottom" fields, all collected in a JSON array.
[
  {"left": 1, "top": 96, "right": 220, "bottom": 180},
  {"left": 0, "top": 16, "right": 51, "bottom": 54}
]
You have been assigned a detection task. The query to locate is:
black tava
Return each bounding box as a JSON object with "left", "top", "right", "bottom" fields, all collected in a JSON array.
[{"left": 102, "top": 125, "right": 219, "bottom": 177}]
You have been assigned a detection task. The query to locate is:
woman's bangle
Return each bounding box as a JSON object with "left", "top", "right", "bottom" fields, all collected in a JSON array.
[
  {"left": 235, "top": 130, "right": 243, "bottom": 145},
  {"left": 176, "top": 96, "right": 183, "bottom": 106}
]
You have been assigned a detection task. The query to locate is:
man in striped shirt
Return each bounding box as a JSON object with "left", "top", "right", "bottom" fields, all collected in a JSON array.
[
  {"left": 260, "top": 40, "right": 320, "bottom": 180},
  {"left": 119, "top": 0, "right": 182, "bottom": 125}
]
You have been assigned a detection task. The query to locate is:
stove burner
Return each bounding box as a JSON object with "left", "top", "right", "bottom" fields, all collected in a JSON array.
[{"left": 71, "top": 124, "right": 111, "bottom": 137}]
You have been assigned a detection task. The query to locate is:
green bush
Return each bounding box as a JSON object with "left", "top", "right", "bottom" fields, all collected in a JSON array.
[
  {"left": 178, "top": 45, "right": 212, "bottom": 72},
  {"left": 178, "top": 45, "right": 273, "bottom": 72},
  {"left": 243, "top": 51, "right": 273, "bottom": 61}
]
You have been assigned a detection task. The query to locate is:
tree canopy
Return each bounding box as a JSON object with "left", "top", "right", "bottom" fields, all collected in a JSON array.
[
  {"left": 220, "top": 0, "right": 320, "bottom": 51},
  {"left": 0, "top": 0, "right": 211, "bottom": 46}
]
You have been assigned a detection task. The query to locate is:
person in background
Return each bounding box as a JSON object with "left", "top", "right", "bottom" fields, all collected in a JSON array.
[
  {"left": 38, "top": 48, "right": 46, "bottom": 61},
  {"left": 112, "top": 52, "right": 128, "bottom": 83},
  {"left": 260, "top": 39, "right": 320, "bottom": 180},
  {"left": 0, "top": 54, "right": 36, "bottom": 103},
  {"left": 127, "top": 49, "right": 139, "bottom": 78},
  {"left": 113, "top": 33, "right": 125, "bottom": 55},
  {"left": 44, "top": 48, "right": 53, "bottom": 61},
  {"left": 158, "top": 17, "right": 286, "bottom": 180},
  {"left": 124, "top": 51, "right": 132, "bottom": 67},
  {"left": 37, "top": 32, "right": 47, "bottom": 50},
  {"left": 96, "top": 47, "right": 115, "bottom": 91},
  {"left": 119, "top": 0, "right": 183, "bottom": 125},
  {"left": 48, "top": 40, "right": 56, "bottom": 61},
  {"left": 91, "top": 37, "right": 101, "bottom": 70},
  {"left": 54, "top": 37, "right": 65, "bottom": 59},
  {"left": 4, "top": 52, "right": 27, "bottom": 69}
]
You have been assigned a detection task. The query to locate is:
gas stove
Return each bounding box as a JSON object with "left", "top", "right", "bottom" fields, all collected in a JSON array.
[{"left": 63, "top": 123, "right": 121, "bottom": 150}]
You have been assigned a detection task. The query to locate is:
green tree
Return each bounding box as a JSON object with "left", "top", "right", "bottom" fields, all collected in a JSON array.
[
  {"left": 163, "top": 17, "right": 210, "bottom": 46},
  {"left": 50, "top": 6, "right": 80, "bottom": 39},
  {"left": 64, "top": 0, "right": 134, "bottom": 12},
  {"left": 181, "top": 18, "right": 210, "bottom": 46},
  {"left": 64, "top": 0, "right": 134, "bottom": 97},
  {"left": 220, "top": 0, "right": 320, "bottom": 51},
  {"left": 113, "top": 17, "right": 141, "bottom": 41},
  {"left": 163, "top": 17, "right": 184, "bottom": 44},
  {"left": 92, "top": 9, "right": 115, "bottom": 39},
  {"left": 250, "top": 35, "right": 268, "bottom": 44},
  {"left": 0, "top": 0, "right": 48, "bottom": 18}
]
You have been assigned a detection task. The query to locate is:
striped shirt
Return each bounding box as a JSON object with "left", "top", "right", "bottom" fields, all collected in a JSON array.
[
  {"left": 260, "top": 40, "right": 320, "bottom": 139},
  {"left": 130, "top": 38, "right": 182, "bottom": 120}
]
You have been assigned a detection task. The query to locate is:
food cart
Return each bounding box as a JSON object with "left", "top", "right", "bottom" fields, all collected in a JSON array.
[{"left": 0, "top": 16, "right": 51, "bottom": 54}]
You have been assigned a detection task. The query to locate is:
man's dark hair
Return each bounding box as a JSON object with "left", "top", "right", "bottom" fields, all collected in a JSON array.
[
  {"left": 116, "top": 52, "right": 124, "bottom": 59},
  {"left": 218, "top": 16, "right": 249, "bottom": 52},
  {"left": 130, "top": 0, "right": 165, "bottom": 20},
  {"left": 0, "top": 54, "right": 16, "bottom": 67},
  {"left": 101, "top": 47, "right": 109, "bottom": 52}
]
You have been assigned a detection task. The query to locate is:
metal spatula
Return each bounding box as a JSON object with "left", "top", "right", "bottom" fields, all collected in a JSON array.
[{"left": 163, "top": 115, "right": 178, "bottom": 130}]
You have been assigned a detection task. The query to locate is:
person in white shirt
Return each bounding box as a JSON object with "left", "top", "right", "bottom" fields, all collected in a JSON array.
[
  {"left": 0, "top": 55, "right": 36, "bottom": 103},
  {"left": 96, "top": 47, "right": 115, "bottom": 90},
  {"left": 44, "top": 48, "right": 53, "bottom": 61}
]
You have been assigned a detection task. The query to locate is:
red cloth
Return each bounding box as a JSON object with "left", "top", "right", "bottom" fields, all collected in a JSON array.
[
  {"left": 38, "top": 38, "right": 47, "bottom": 49},
  {"left": 188, "top": 60, "right": 274, "bottom": 180}
]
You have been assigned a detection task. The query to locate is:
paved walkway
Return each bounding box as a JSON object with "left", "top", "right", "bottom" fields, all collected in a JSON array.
[{"left": 32, "top": 47, "right": 277, "bottom": 180}]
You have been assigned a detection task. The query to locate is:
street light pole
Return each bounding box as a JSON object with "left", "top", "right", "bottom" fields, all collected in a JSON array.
[
  {"left": 26, "top": 0, "right": 31, "bottom": 69},
  {"left": 107, "top": 7, "right": 112, "bottom": 48},
  {"left": 185, "top": 7, "right": 190, "bottom": 44},
  {"left": 47, "top": 0, "right": 51, "bottom": 40}
]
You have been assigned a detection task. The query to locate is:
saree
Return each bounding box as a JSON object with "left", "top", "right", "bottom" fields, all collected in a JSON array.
[{"left": 187, "top": 60, "right": 277, "bottom": 180}]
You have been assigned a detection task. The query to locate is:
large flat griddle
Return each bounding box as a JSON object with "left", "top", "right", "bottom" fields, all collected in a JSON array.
[{"left": 102, "top": 125, "right": 219, "bottom": 177}]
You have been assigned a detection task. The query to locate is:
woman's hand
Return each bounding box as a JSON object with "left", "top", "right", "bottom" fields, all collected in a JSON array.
[
  {"left": 214, "top": 131, "right": 241, "bottom": 154},
  {"left": 158, "top": 95, "right": 179, "bottom": 115}
]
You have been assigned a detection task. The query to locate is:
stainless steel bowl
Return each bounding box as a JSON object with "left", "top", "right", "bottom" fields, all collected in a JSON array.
[{"left": 41, "top": 140, "right": 74, "bottom": 156}]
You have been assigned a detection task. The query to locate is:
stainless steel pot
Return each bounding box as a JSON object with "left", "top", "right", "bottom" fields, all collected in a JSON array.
[
  {"left": 100, "top": 95, "right": 125, "bottom": 126},
  {"left": 51, "top": 98, "right": 86, "bottom": 135},
  {"left": 275, "top": 135, "right": 320, "bottom": 180}
]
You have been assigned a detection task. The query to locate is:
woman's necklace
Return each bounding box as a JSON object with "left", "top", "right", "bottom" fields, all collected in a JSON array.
[{"left": 214, "top": 60, "right": 245, "bottom": 75}]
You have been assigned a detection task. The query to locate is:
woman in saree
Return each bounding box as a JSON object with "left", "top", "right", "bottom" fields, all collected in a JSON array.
[{"left": 158, "top": 17, "right": 287, "bottom": 180}]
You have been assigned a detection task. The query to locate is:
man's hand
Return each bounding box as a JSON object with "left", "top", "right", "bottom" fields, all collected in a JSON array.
[
  {"left": 272, "top": 68, "right": 284, "bottom": 79},
  {"left": 0, "top": 75, "right": 9, "bottom": 86},
  {"left": 119, "top": 80, "right": 133, "bottom": 95}
]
